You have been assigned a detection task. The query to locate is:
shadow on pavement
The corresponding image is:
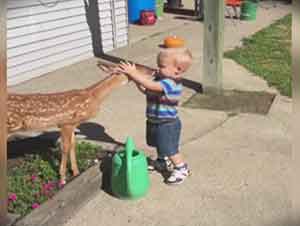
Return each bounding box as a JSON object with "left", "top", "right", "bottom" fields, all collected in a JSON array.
[
  {"left": 78, "top": 122, "right": 123, "bottom": 145},
  {"left": 99, "top": 150, "right": 115, "bottom": 196},
  {"left": 8, "top": 122, "right": 124, "bottom": 169}
]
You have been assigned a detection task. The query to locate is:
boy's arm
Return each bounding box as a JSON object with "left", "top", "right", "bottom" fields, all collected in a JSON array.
[
  {"left": 117, "top": 62, "right": 163, "bottom": 93},
  {"left": 135, "top": 82, "right": 146, "bottom": 94},
  {"left": 134, "top": 63, "right": 157, "bottom": 77},
  {"left": 131, "top": 72, "right": 162, "bottom": 93},
  {"left": 98, "top": 61, "right": 156, "bottom": 78}
]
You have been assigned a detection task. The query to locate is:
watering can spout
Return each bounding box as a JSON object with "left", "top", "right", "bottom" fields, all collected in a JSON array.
[{"left": 125, "top": 136, "right": 135, "bottom": 195}]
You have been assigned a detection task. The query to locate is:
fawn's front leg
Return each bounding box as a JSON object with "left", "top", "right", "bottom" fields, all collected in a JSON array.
[
  {"left": 59, "top": 125, "right": 79, "bottom": 184},
  {"left": 69, "top": 126, "right": 79, "bottom": 178}
]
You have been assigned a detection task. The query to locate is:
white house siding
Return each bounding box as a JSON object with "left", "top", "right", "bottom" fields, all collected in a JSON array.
[{"left": 7, "top": 0, "right": 128, "bottom": 86}]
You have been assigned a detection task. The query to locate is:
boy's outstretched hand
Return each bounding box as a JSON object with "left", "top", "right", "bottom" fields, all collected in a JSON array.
[
  {"left": 117, "top": 61, "right": 138, "bottom": 78},
  {"left": 98, "top": 60, "right": 156, "bottom": 78}
]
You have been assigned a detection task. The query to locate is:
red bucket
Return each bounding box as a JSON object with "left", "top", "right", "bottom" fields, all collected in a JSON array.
[
  {"left": 139, "top": 10, "right": 156, "bottom": 25},
  {"left": 226, "top": 0, "right": 242, "bottom": 6}
]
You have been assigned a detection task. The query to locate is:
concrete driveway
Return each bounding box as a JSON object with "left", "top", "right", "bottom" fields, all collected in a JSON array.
[{"left": 10, "top": 1, "right": 292, "bottom": 226}]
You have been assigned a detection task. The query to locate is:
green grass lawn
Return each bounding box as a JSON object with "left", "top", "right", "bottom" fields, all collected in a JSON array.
[{"left": 224, "top": 14, "right": 292, "bottom": 97}]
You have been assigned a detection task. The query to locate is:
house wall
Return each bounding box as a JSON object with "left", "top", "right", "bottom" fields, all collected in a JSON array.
[{"left": 7, "top": 0, "right": 128, "bottom": 86}]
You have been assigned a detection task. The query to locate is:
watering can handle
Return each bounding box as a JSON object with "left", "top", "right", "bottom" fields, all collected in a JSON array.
[{"left": 125, "top": 136, "right": 135, "bottom": 194}]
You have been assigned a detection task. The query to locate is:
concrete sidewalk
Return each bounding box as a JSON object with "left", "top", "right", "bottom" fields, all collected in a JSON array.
[{"left": 10, "top": 1, "right": 292, "bottom": 226}]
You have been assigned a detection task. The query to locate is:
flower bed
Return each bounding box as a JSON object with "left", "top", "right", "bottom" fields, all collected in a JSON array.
[{"left": 8, "top": 141, "right": 102, "bottom": 217}]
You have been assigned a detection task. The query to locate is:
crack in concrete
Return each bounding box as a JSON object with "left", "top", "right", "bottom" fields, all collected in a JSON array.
[{"left": 181, "top": 114, "right": 231, "bottom": 147}]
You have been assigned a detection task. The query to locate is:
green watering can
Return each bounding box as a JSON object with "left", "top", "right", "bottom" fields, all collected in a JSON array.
[{"left": 111, "top": 137, "right": 150, "bottom": 199}]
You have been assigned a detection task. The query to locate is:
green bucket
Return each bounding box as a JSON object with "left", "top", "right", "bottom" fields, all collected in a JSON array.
[
  {"left": 156, "top": 0, "right": 164, "bottom": 17},
  {"left": 240, "top": 1, "right": 258, "bottom": 21},
  {"left": 156, "top": 3, "right": 164, "bottom": 17}
]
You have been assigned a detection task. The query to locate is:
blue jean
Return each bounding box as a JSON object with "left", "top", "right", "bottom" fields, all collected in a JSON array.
[{"left": 146, "top": 117, "right": 182, "bottom": 158}]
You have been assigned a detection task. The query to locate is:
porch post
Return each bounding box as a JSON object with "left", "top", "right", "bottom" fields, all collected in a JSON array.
[
  {"left": 0, "top": 0, "right": 8, "bottom": 222},
  {"left": 203, "top": 0, "right": 224, "bottom": 93}
]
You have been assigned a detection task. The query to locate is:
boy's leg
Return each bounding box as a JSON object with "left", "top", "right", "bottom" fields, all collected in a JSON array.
[
  {"left": 168, "top": 152, "right": 184, "bottom": 166},
  {"left": 146, "top": 120, "right": 172, "bottom": 172},
  {"left": 155, "top": 118, "right": 191, "bottom": 184}
]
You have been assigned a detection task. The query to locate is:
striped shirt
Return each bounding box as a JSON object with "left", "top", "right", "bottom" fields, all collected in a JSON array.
[{"left": 146, "top": 75, "right": 182, "bottom": 122}]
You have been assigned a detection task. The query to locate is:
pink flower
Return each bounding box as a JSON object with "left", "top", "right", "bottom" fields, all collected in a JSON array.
[
  {"left": 49, "top": 181, "right": 56, "bottom": 189},
  {"left": 31, "top": 203, "right": 40, "bottom": 209},
  {"left": 8, "top": 193, "right": 17, "bottom": 202},
  {"left": 31, "top": 175, "right": 38, "bottom": 182},
  {"left": 42, "top": 182, "right": 55, "bottom": 191},
  {"left": 58, "top": 180, "right": 65, "bottom": 189}
]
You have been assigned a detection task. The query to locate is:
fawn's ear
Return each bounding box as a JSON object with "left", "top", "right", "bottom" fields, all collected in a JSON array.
[
  {"left": 97, "top": 62, "right": 116, "bottom": 74},
  {"left": 98, "top": 64, "right": 110, "bottom": 73}
]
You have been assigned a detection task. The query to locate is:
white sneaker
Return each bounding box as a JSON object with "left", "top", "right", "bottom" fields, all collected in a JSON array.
[
  {"left": 166, "top": 163, "right": 190, "bottom": 185},
  {"left": 148, "top": 157, "right": 173, "bottom": 172}
]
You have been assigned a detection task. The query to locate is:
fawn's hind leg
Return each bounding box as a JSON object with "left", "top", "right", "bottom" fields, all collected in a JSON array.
[{"left": 59, "top": 125, "right": 79, "bottom": 184}]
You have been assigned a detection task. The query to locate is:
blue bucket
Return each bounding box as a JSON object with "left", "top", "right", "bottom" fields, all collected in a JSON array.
[{"left": 128, "top": 0, "right": 156, "bottom": 23}]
